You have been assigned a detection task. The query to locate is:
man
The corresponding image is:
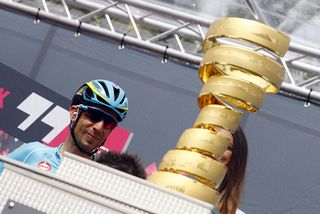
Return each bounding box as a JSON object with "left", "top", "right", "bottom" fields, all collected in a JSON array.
[
  {"left": 95, "top": 151, "right": 146, "bottom": 179},
  {"left": 0, "top": 79, "right": 128, "bottom": 173}
]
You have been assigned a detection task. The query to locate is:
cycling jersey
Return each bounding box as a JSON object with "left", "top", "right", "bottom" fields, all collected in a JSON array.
[{"left": 0, "top": 142, "right": 63, "bottom": 174}]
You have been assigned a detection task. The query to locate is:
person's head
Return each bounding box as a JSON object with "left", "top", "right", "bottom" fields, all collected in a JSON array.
[
  {"left": 95, "top": 151, "right": 146, "bottom": 179},
  {"left": 217, "top": 126, "right": 248, "bottom": 214},
  {"left": 69, "top": 79, "right": 128, "bottom": 156}
]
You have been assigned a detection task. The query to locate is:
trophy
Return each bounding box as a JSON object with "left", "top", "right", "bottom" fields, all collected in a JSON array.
[{"left": 148, "top": 17, "right": 290, "bottom": 206}]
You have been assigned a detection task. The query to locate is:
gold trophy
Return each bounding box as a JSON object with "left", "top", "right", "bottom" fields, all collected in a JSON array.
[{"left": 148, "top": 17, "right": 290, "bottom": 207}]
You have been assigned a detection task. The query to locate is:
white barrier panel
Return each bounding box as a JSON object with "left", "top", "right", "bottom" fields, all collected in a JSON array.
[
  {"left": 57, "top": 153, "right": 218, "bottom": 214},
  {"left": 0, "top": 156, "right": 143, "bottom": 214},
  {"left": 0, "top": 154, "right": 218, "bottom": 214}
]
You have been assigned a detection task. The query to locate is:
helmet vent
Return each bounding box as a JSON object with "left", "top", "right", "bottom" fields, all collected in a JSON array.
[
  {"left": 96, "top": 95, "right": 109, "bottom": 105},
  {"left": 114, "top": 87, "right": 120, "bottom": 100},
  {"left": 85, "top": 86, "right": 94, "bottom": 98},
  {"left": 119, "top": 96, "right": 125, "bottom": 105},
  {"left": 99, "top": 81, "right": 110, "bottom": 98}
]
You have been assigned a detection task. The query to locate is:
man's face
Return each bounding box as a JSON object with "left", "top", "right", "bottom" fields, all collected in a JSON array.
[{"left": 70, "top": 105, "right": 116, "bottom": 152}]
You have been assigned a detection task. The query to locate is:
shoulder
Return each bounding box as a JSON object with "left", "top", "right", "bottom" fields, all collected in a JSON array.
[
  {"left": 28, "top": 141, "right": 48, "bottom": 148},
  {"left": 18, "top": 142, "right": 48, "bottom": 151},
  {"left": 8, "top": 141, "right": 49, "bottom": 159}
]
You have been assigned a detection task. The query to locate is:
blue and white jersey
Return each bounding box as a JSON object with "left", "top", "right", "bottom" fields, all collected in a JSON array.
[{"left": 0, "top": 142, "right": 63, "bottom": 174}]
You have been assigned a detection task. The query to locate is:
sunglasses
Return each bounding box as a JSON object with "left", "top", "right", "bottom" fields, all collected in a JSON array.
[{"left": 77, "top": 104, "right": 118, "bottom": 129}]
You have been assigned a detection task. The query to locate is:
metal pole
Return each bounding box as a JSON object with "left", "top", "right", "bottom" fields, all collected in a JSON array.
[
  {"left": 105, "top": 14, "right": 115, "bottom": 32},
  {"left": 70, "top": 0, "right": 320, "bottom": 68},
  {"left": 281, "top": 57, "right": 296, "bottom": 85},
  {"left": 68, "top": 0, "right": 320, "bottom": 79},
  {"left": 68, "top": 0, "right": 205, "bottom": 39},
  {"left": 1, "top": 0, "right": 320, "bottom": 103},
  {"left": 175, "top": 34, "right": 185, "bottom": 53},
  {"left": 124, "top": 3, "right": 142, "bottom": 40},
  {"left": 70, "top": 0, "right": 320, "bottom": 59},
  {"left": 41, "top": 0, "right": 49, "bottom": 12},
  {"left": 301, "top": 79, "right": 320, "bottom": 89},
  {"left": 244, "top": 0, "right": 296, "bottom": 85},
  {"left": 281, "top": 82, "right": 320, "bottom": 101},
  {"left": 147, "top": 22, "right": 190, "bottom": 42},
  {"left": 77, "top": 2, "right": 120, "bottom": 21},
  {"left": 290, "top": 41, "right": 320, "bottom": 59},
  {"left": 60, "top": 0, "right": 71, "bottom": 19},
  {"left": 285, "top": 55, "right": 306, "bottom": 63},
  {"left": 297, "top": 76, "right": 320, "bottom": 87},
  {"left": 103, "top": 0, "right": 212, "bottom": 26},
  {"left": 0, "top": 0, "right": 201, "bottom": 63},
  {"left": 290, "top": 61, "right": 320, "bottom": 76},
  {"left": 244, "top": 0, "right": 263, "bottom": 22}
]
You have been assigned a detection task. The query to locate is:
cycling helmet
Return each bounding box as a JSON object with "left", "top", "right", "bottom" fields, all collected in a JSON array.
[
  {"left": 70, "top": 79, "right": 128, "bottom": 156},
  {"left": 72, "top": 79, "right": 128, "bottom": 122}
]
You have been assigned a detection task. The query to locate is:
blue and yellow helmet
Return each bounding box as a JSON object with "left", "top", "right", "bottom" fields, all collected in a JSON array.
[{"left": 72, "top": 79, "right": 128, "bottom": 122}]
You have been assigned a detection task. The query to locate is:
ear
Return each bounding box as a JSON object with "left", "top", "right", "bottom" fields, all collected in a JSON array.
[{"left": 70, "top": 105, "right": 79, "bottom": 122}]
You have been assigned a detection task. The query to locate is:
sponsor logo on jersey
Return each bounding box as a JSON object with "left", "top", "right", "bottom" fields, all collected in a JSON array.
[{"left": 38, "top": 161, "right": 51, "bottom": 171}]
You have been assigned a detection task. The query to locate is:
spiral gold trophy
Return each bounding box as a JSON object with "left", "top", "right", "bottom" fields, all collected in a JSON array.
[{"left": 147, "top": 17, "right": 290, "bottom": 207}]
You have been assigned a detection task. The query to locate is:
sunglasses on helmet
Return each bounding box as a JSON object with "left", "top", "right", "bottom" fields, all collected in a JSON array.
[{"left": 77, "top": 104, "right": 118, "bottom": 129}]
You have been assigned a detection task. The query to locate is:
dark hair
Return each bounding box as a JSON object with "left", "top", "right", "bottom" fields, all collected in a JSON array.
[
  {"left": 95, "top": 151, "right": 146, "bottom": 179},
  {"left": 217, "top": 126, "right": 248, "bottom": 214}
]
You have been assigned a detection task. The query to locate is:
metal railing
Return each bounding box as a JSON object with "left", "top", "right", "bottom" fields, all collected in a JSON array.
[{"left": 1, "top": 0, "right": 320, "bottom": 104}]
